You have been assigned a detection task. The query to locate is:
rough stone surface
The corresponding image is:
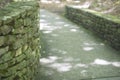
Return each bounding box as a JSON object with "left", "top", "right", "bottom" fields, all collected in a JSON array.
[{"left": 0, "top": 1, "right": 40, "bottom": 80}]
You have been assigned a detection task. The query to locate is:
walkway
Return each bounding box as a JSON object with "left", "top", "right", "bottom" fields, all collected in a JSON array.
[{"left": 36, "top": 9, "right": 120, "bottom": 80}]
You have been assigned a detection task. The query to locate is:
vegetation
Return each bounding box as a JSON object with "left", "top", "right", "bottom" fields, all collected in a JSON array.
[{"left": 40, "top": 0, "right": 120, "bottom": 17}]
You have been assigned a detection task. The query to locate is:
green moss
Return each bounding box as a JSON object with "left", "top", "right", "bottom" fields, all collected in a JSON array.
[
  {"left": 0, "top": 1, "right": 40, "bottom": 80},
  {"left": 0, "top": 1, "right": 38, "bottom": 23}
]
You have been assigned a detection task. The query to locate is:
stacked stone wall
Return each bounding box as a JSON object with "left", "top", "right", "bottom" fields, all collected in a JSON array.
[
  {"left": 65, "top": 6, "right": 120, "bottom": 50},
  {"left": 0, "top": 1, "right": 40, "bottom": 80}
]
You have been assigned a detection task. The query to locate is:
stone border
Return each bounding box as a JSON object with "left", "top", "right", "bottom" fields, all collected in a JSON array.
[
  {"left": 65, "top": 5, "right": 120, "bottom": 50},
  {"left": 0, "top": 1, "right": 40, "bottom": 80}
]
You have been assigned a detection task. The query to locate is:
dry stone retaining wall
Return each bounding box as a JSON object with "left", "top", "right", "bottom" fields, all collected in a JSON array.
[
  {"left": 0, "top": 1, "right": 40, "bottom": 80},
  {"left": 65, "top": 6, "right": 120, "bottom": 50}
]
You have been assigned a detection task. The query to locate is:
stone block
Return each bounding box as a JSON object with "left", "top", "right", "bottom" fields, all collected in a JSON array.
[
  {"left": 0, "top": 20, "right": 2, "bottom": 26},
  {"left": 14, "top": 19, "right": 23, "bottom": 28},
  {"left": 0, "top": 46, "right": 9, "bottom": 57},
  {"left": 8, "top": 60, "right": 27, "bottom": 74},
  {"left": 6, "top": 35, "right": 16, "bottom": 45},
  {"left": 22, "top": 44, "right": 28, "bottom": 51},
  {"left": 17, "top": 60, "right": 27, "bottom": 70},
  {"left": 0, "top": 63, "right": 8, "bottom": 70},
  {"left": 2, "top": 16, "right": 13, "bottom": 24},
  {"left": 15, "top": 54, "right": 25, "bottom": 62},
  {"left": 12, "top": 39, "right": 24, "bottom": 50},
  {"left": 21, "top": 10, "right": 27, "bottom": 18},
  {"left": 0, "top": 36, "right": 5, "bottom": 47},
  {"left": 23, "top": 18, "right": 32, "bottom": 26},
  {"left": 0, "top": 25, "right": 13, "bottom": 35},
  {"left": 8, "top": 57, "right": 16, "bottom": 66},
  {"left": 15, "top": 47, "right": 22, "bottom": 56},
  {"left": 0, "top": 51, "right": 13, "bottom": 64}
]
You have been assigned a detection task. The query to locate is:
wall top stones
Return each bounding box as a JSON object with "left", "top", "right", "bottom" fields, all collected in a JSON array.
[
  {"left": 0, "top": 1, "right": 39, "bottom": 26},
  {"left": 66, "top": 5, "right": 120, "bottom": 24}
]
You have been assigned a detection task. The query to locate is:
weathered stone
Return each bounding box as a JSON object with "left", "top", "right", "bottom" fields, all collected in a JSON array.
[
  {"left": 10, "top": 11, "right": 21, "bottom": 20},
  {"left": 0, "top": 46, "right": 9, "bottom": 57},
  {"left": 25, "top": 48, "right": 31, "bottom": 56},
  {"left": 2, "top": 16, "right": 12, "bottom": 24},
  {"left": 0, "top": 63, "right": 8, "bottom": 70},
  {"left": 6, "top": 35, "right": 16, "bottom": 45},
  {"left": 22, "top": 44, "right": 28, "bottom": 51},
  {"left": 8, "top": 60, "right": 27, "bottom": 74},
  {"left": 0, "top": 69, "right": 10, "bottom": 77},
  {"left": 14, "top": 19, "right": 23, "bottom": 28},
  {"left": 0, "top": 25, "right": 12, "bottom": 35},
  {"left": 16, "top": 54, "right": 25, "bottom": 62},
  {"left": 8, "top": 57, "right": 16, "bottom": 66},
  {"left": 21, "top": 10, "right": 27, "bottom": 18},
  {"left": 12, "top": 26, "right": 32, "bottom": 34},
  {"left": 0, "top": 19, "right": 2, "bottom": 26},
  {"left": 0, "top": 36, "right": 5, "bottom": 46},
  {"left": 0, "top": 1, "right": 40, "bottom": 80},
  {"left": 12, "top": 39, "right": 24, "bottom": 50},
  {"left": 7, "top": 34, "right": 27, "bottom": 46},
  {"left": 15, "top": 47, "right": 22, "bottom": 56},
  {"left": 24, "top": 18, "right": 32, "bottom": 26},
  {"left": 12, "top": 27, "right": 24, "bottom": 34},
  {"left": 0, "top": 52, "right": 13, "bottom": 64}
]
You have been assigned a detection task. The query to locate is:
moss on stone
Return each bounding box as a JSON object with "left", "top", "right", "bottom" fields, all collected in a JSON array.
[{"left": 0, "top": 1, "right": 40, "bottom": 80}]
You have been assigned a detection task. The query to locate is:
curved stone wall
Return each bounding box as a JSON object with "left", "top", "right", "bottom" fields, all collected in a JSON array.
[
  {"left": 0, "top": 1, "right": 40, "bottom": 80},
  {"left": 65, "top": 6, "right": 120, "bottom": 50}
]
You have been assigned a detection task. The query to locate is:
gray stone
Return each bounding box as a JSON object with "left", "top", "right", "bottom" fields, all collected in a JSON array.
[
  {"left": 0, "top": 46, "right": 9, "bottom": 57},
  {"left": 0, "top": 36, "right": 5, "bottom": 46},
  {"left": 0, "top": 25, "right": 12, "bottom": 35}
]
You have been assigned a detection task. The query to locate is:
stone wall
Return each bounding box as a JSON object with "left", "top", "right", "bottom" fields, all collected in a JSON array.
[
  {"left": 0, "top": 0, "right": 13, "bottom": 8},
  {"left": 0, "top": 1, "right": 40, "bottom": 80},
  {"left": 65, "top": 6, "right": 120, "bottom": 50}
]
